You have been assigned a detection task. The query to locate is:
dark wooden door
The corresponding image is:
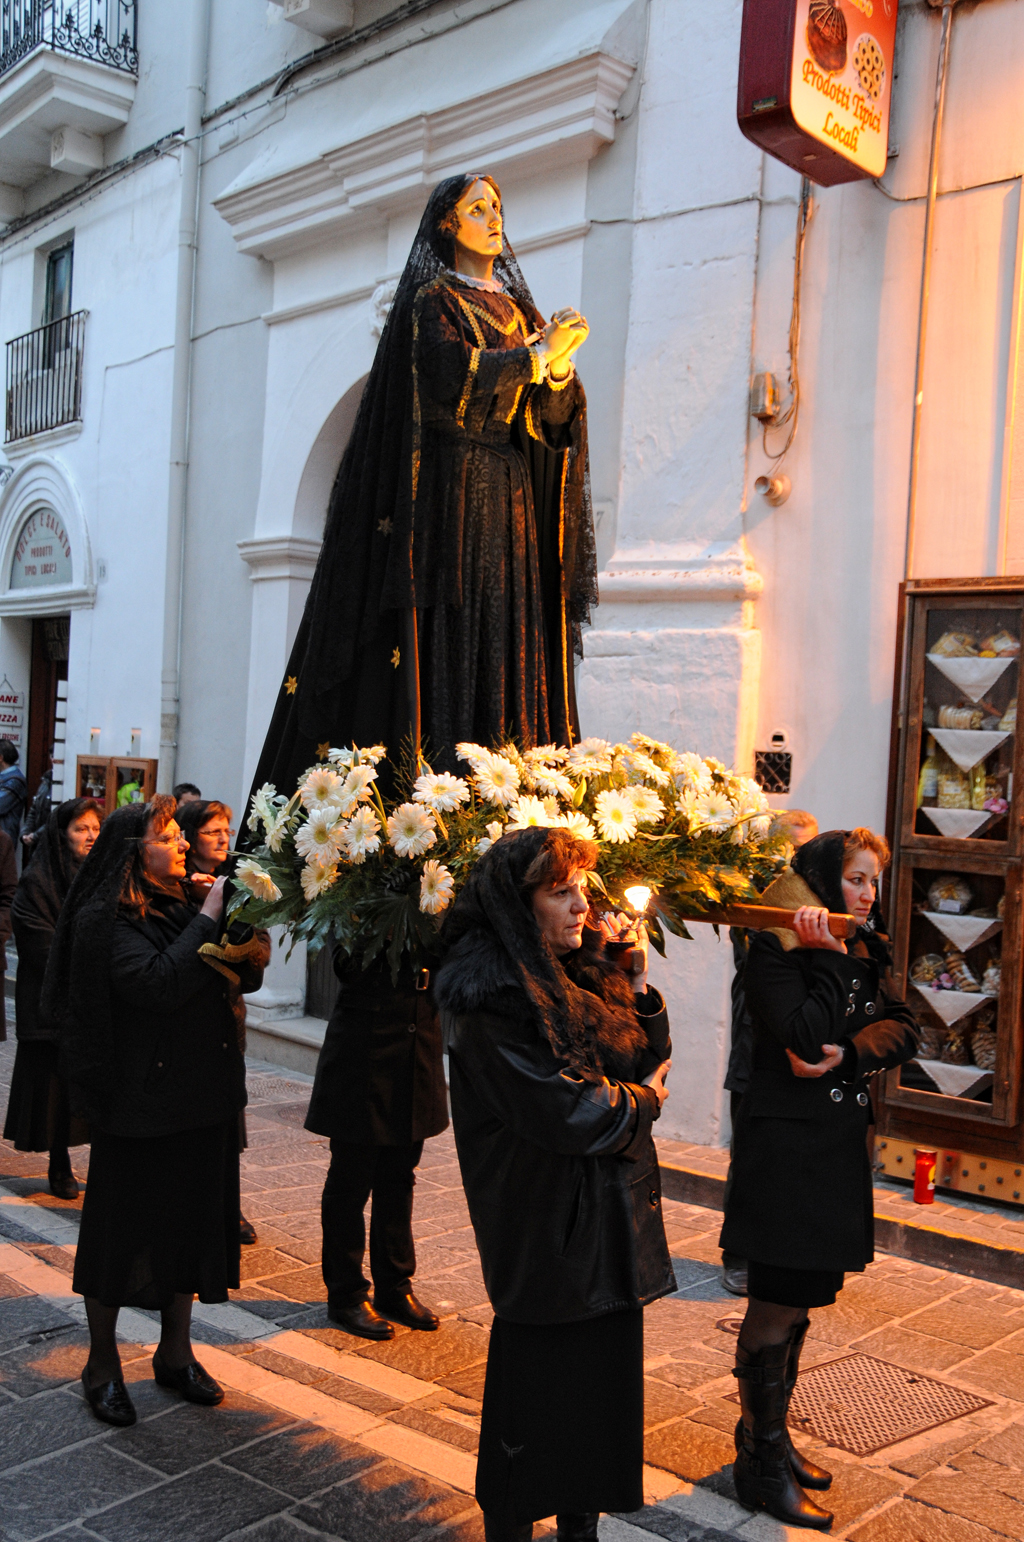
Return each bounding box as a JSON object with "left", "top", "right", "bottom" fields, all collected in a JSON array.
[{"left": 26, "top": 615, "right": 69, "bottom": 799}]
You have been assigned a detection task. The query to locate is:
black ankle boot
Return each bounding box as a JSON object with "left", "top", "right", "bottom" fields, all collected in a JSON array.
[
  {"left": 482, "top": 1516, "right": 532, "bottom": 1541},
  {"left": 732, "top": 1337, "right": 833, "bottom": 1530},
  {"left": 785, "top": 1319, "right": 832, "bottom": 1490},
  {"left": 733, "top": 1319, "right": 832, "bottom": 1492},
  {"left": 556, "top": 1516, "right": 599, "bottom": 1540}
]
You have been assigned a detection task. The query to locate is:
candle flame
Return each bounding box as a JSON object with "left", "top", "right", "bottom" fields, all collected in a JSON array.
[{"left": 624, "top": 885, "right": 652, "bottom": 914}]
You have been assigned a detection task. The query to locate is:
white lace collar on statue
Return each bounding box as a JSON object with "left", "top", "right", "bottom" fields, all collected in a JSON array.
[{"left": 450, "top": 269, "right": 505, "bottom": 294}]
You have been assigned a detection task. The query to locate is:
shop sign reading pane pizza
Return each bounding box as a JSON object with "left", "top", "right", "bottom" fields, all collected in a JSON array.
[
  {"left": 737, "top": 0, "right": 898, "bottom": 185},
  {"left": 10, "top": 508, "right": 72, "bottom": 589}
]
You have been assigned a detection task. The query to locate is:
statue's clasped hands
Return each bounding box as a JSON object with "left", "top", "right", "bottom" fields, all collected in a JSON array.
[{"left": 541, "top": 306, "right": 589, "bottom": 372}]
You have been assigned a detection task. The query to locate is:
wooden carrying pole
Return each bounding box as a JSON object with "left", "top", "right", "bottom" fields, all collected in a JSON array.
[{"left": 684, "top": 904, "right": 857, "bottom": 940}]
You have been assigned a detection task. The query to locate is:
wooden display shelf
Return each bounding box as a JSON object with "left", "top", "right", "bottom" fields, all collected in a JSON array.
[
  {"left": 75, "top": 755, "right": 157, "bottom": 818},
  {"left": 881, "top": 577, "right": 1024, "bottom": 1164}
]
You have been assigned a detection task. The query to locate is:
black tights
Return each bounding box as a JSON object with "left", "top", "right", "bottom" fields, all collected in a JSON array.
[
  {"left": 738, "top": 1296, "right": 808, "bottom": 1353},
  {"left": 84, "top": 1292, "right": 196, "bottom": 1387}
]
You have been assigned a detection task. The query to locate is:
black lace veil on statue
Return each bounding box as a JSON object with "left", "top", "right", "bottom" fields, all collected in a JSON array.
[{"left": 246, "top": 171, "right": 599, "bottom": 810}]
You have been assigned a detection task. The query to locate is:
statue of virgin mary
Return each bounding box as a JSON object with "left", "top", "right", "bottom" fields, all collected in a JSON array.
[{"left": 249, "top": 171, "right": 597, "bottom": 793}]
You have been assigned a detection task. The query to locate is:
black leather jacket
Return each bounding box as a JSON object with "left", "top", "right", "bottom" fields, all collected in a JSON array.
[{"left": 446, "top": 984, "right": 677, "bottom": 1325}]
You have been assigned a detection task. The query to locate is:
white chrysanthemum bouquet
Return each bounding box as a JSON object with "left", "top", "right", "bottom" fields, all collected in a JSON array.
[{"left": 230, "top": 736, "right": 786, "bottom": 978}]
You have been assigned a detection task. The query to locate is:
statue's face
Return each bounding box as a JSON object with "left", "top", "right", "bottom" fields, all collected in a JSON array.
[{"left": 453, "top": 178, "right": 503, "bottom": 259}]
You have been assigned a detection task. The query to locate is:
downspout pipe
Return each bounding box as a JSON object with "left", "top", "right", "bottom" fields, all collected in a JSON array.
[
  {"left": 904, "top": 0, "right": 958, "bottom": 580},
  {"left": 160, "top": 0, "right": 211, "bottom": 791}
]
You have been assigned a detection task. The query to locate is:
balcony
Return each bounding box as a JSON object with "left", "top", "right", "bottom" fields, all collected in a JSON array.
[
  {"left": 5, "top": 309, "right": 87, "bottom": 443},
  {"left": 0, "top": 2, "right": 138, "bottom": 201}
]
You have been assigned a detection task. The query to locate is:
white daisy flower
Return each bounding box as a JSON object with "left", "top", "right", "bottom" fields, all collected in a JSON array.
[
  {"left": 455, "top": 741, "right": 494, "bottom": 772},
  {"left": 691, "top": 788, "right": 737, "bottom": 833},
  {"left": 335, "top": 764, "right": 378, "bottom": 816},
  {"left": 419, "top": 859, "right": 455, "bottom": 915},
  {"left": 413, "top": 771, "right": 470, "bottom": 812},
  {"left": 247, "top": 782, "right": 280, "bottom": 834},
  {"left": 594, "top": 789, "right": 638, "bottom": 844},
  {"left": 748, "top": 812, "right": 774, "bottom": 841},
  {"left": 327, "top": 746, "right": 354, "bottom": 767},
  {"left": 675, "top": 752, "right": 713, "bottom": 794},
  {"left": 566, "top": 737, "right": 613, "bottom": 776},
  {"left": 295, "top": 810, "right": 345, "bottom": 864},
  {"left": 732, "top": 776, "right": 770, "bottom": 818},
  {"left": 614, "top": 748, "right": 671, "bottom": 788},
  {"left": 507, "top": 795, "right": 555, "bottom": 830},
  {"left": 357, "top": 745, "right": 387, "bottom": 766},
  {"left": 474, "top": 754, "right": 521, "bottom": 807},
  {"left": 235, "top": 857, "right": 281, "bottom": 903},
  {"left": 387, "top": 802, "right": 437, "bottom": 858},
  {"left": 557, "top": 809, "right": 597, "bottom": 841},
  {"left": 343, "top": 806, "right": 381, "bottom": 860},
  {"left": 300, "top": 861, "right": 339, "bottom": 900},
  {"left": 624, "top": 785, "right": 665, "bottom": 826},
  {"left": 265, "top": 808, "right": 292, "bottom": 853},
  {"left": 299, "top": 766, "right": 344, "bottom": 814},
  {"left": 475, "top": 819, "right": 506, "bottom": 855}
]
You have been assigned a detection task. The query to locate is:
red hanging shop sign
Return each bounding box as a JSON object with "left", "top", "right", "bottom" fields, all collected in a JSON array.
[{"left": 737, "top": 0, "right": 898, "bottom": 185}]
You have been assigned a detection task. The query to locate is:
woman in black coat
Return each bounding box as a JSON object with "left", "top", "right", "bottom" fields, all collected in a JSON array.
[
  {"left": 3, "top": 798, "right": 101, "bottom": 1197},
  {"left": 720, "top": 828, "right": 919, "bottom": 1529},
  {"left": 179, "top": 797, "right": 270, "bottom": 1247},
  {"left": 436, "top": 826, "right": 674, "bottom": 1542},
  {"left": 42, "top": 795, "right": 265, "bottom": 1429}
]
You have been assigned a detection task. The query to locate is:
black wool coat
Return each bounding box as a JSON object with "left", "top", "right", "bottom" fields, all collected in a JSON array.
[
  {"left": 437, "top": 931, "right": 676, "bottom": 1325},
  {"left": 720, "top": 932, "right": 919, "bottom": 1273},
  {"left": 94, "top": 897, "right": 261, "bottom": 1139},
  {"left": 305, "top": 955, "right": 449, "bottom": 1146}
]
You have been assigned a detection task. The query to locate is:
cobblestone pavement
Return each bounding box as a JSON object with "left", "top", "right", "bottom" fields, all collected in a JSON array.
[{"left": 3, "top": 1041, "right": 1024, "bottom": 1540}]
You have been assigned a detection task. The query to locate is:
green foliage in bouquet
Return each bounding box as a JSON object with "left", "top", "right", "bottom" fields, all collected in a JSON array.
[{"left": 230, "top": 735, "right": 788, "bottom": 980}]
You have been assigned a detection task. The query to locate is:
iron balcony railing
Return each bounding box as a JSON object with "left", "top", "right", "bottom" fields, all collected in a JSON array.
[
  {"left": 5, "top": 310, "right": 87, "bottom": 442},
  {"left": 0, "top": 1, "right": 138, "bottom": 79}
]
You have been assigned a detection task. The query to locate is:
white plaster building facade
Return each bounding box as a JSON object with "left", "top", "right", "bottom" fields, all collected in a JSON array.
[{"left": 0, "top": 0, "right": 1020, "bottom": 1142}]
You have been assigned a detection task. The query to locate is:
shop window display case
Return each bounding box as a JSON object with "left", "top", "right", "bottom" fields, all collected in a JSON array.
[
  {"left": 75, "top": 755, "right": 157, "bottom": 817},
  {"left": 879, "top": 578, "right": 1024, "bottom": 1199}
]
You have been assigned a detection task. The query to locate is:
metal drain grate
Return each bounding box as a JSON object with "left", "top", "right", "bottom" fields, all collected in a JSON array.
[{"left": 776, "top": 1353, "right": 990, "bottom": 1456}]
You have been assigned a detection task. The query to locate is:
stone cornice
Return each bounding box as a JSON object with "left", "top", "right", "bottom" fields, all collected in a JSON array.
[
  {"left": 598, "top": 546, "right": 764, "bottom": 604},
  {"left": 238, "top": 535, "right": 322, "bottom": 581},
  {"left": 214, "top": 51, "right": 633, "bottom": 262}
]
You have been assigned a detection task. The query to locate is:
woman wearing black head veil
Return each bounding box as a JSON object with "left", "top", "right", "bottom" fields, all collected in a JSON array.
[
  {"left": 249, "top": 172, "right": 596, "bottom": 799},
  {"left": 436, "top": 826, "right": 674, "bottom": 1542},
  {"left": 42, "top": 796, "right": 264, "bottom": 1428},
  {"left": 719, "top": 829, "right": 919, "bottom": 1529},
  {"left": 3, "top": 796, "right": 101, "bottom": 1197}
]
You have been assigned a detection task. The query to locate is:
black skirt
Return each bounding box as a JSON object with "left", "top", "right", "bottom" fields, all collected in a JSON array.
[
  {"left": 476, "top": 1310, "right": 644, "bottom": 1522},
  {"left": 2, "top": 1040, "right": 86, "bottom": 1152},
  {"left": 747, "top": 1260, "right": 846, "bottom": 1308},
  {"left": 73, "top": 1120, "right": 240, "bottom": 1309}
]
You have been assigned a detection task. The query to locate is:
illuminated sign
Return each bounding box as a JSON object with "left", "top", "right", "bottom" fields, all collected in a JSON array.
[
  {"left": 10, "top": 508, "right": 72, "bottom": 589},
  {"left": 737, "top": 0, "right": 898, "bottom": 186}
]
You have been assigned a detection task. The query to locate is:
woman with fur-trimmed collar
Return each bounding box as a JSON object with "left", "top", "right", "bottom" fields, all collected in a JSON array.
[
  {"left": 436, "top": 826, "right": 673, "bottom": 1542},
  {"left": 720, "top": 829, "right": 919, "bottom": 1529}
]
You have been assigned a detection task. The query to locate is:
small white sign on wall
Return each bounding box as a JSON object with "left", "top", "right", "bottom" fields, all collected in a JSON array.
[{"left": 9, "top": 509, "right": 72, "bottom": 589}]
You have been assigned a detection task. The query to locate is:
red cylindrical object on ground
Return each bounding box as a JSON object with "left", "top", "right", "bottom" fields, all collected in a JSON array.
[{"left": 913, "top": 1148, "right": 938, "bottom": 1204}]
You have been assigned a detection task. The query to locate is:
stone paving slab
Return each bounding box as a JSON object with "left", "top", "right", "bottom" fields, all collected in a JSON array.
[{"left": 3, "top": 1047, "right": 1024, "bottom": 1537}]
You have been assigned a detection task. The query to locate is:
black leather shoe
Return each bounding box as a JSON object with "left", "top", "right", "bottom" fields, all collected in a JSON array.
[
  {"left": 327, "top": 1298, "right": 395, "bottom": 1340},
  {"left": 722, "top": 1262, "right": 748, "bottom": 1297},
  {"left": 81, "top": 1368, "right": 136, "bottom": 1426},
  {"left": 373, "top": 1290, "right": 439, "bottom": 1331},
  {"left": 556, "top": 1515, "right": 599, "bottom": 1540},
  {"left": 152, "top": 1349, "right": 224, "bottom": 1405},
  {"left": 48, "top": 1168, "right": 79, "bottom": 1201},
  {"left": 239, "top": 1212, "right": 258, "bottom": 1246}
]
